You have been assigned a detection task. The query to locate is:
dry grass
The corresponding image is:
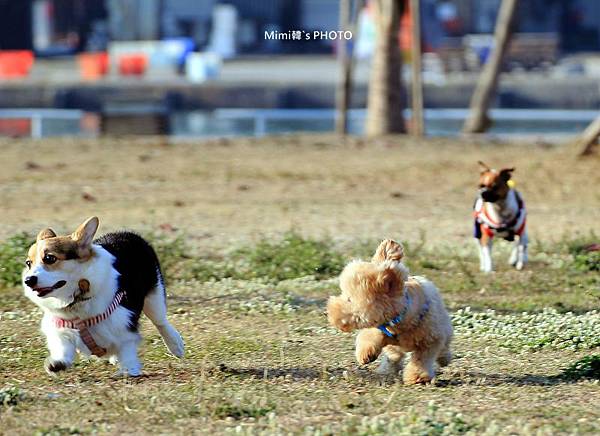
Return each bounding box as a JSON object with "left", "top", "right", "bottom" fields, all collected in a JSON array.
[
  {"left": 0, "top": 135, "right": 599, "bottom": 435},
  {"left": 1, "top": 135, "right": 598, "bottom": 245}
]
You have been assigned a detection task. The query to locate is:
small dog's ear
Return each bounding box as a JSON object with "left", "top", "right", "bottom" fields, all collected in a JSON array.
[
  {"left": 372, "top": 239, "right": 404, "bottom": 263},
  {"left": 478, "top": 160, "right": 491, "bottom": 173},
  {"left": 71, "top": 216, "right": 99, "bottom": 247},
  {"left": 37, "top": 228, "right": 57, "bottom": 241},
  {"left": 378, "top": 267, "right": 402, "bottom": 295},
  {"left": 499, "top": 167, "right": 515, "bottom": 181}
]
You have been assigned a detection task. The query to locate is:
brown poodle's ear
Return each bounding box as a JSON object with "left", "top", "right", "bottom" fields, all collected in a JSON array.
[
  {"left": 499, "top": 167, "right": 515, "bottom": 181},
  {"left": 478, "top": 160, "right": 491, "bottom": 174},
  {"left": 372, "top": 239, "right": 404, "bottom": 263},
  {"left": 326, "top": 296, "right": 355, "bottom": 332},
  {"left": 377, "top": 267, "right": 402, "bottom": 295}
]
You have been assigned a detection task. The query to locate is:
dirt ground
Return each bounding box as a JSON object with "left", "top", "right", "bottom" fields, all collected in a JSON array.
[{"left": 0, "top": 135, "right": 598, "bottom": 245}]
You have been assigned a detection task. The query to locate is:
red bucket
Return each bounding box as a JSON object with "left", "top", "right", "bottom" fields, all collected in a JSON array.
[
  {"left": 0, "top": 51, "right": 35, "bottom": 79},
  {"left": 78, "top": 52, "right": 109, "bottom": 80},
  {"left": 118, "top": 54, "right": 148, "bottom": 76}
]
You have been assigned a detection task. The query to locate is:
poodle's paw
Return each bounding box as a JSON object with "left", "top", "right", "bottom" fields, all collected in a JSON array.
[
  {"left": 356, "top": 343, "right": 380, "bottom": 365},
  {"left": 403, "top": 365, "right": 434, "bottom": 385},
  {"left": 403, "top": 373, "right": 433, "bottom": 385}
]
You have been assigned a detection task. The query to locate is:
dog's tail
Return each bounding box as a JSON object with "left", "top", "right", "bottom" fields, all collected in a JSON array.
[{"left": 143, "top": 282, "right": 185, "bottom": 358}]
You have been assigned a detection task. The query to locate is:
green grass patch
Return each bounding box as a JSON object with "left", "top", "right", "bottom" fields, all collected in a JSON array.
[
  {"left": 320, "top": 402, "right": 475, "bottom": 435},
  {"left": 0, "top": 386, "right": 25, "bottom": 407},
  {"left": 560, "top": 355, "right": 600, "bottom": 381},
  {"left": 235, "top": 232, "right": 345, "bottom": 282},
  {"left": 148, "top": 233, "right": 238, "bottom": 283},
  {"left": 562, "top": 233, "right": 600, "bottom": 272},
  {"left": 212, "top": 401, "right": 274, "bottom": 420},
  {"left": 0, "top": 233, "right": 33, "bottom": 287},
  {"left": 150, "top": 231, "right": 346, "bottom": 284}
]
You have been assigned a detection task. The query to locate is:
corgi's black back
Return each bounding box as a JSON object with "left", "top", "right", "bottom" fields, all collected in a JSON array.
[{"left": 94, "top": 231, "right": 164, "bottom": 331}]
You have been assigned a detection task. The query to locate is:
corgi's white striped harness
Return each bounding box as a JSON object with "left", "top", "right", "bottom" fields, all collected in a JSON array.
[{"left": 51, "top": 290, "right": 125, "bottom": 357}]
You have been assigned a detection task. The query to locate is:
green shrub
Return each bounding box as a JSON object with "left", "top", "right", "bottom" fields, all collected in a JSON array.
[
  {"left": 235, "top": 232, "right": 346, "bottom": 282},
  {"left": 561, "top": 355, "right": 600, "bottom": 381},
  {"left": 0, "top": 233, "right": 33, "bottom": 287}
]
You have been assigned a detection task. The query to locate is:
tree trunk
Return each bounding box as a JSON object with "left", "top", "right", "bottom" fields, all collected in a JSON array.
[
  {"left": 365, "top": 0, "right": 406, "bottom": 137},
  {"left": 410, "top": 0, "right": 424, "bottom": 137},
  {"left": 335, "top": 0, "right": 360, "bottom": 135},
  {"left": 463, "top": 0, "right": 518, "bottom": 134},
  {"left": 572, "top": 115, "right": 600, "bottom": 156}
]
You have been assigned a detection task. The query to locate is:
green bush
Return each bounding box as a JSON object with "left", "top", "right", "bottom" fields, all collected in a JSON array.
[
  {"left": 0, "top": 233, "right": 33, "bottom": 288},
  {"left": 235, "top": 232, "right": 346, "bottom": 282},
  {"left": 561, "top": 355, "right": 600, "bottom": 381}
]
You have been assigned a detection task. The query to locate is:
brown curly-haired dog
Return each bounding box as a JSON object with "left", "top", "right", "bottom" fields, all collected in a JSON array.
[{"left": 327, "top": 239, "right": 453, "bottom": 384}]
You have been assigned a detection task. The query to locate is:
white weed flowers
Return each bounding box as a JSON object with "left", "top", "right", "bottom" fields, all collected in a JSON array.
[{"left": 453, "top": 307, "right": 600, "bottom": 351}]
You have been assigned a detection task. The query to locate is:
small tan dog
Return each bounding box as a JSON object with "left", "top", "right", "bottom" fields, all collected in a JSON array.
[{"left": 327, "top": 239, "right": 452, "bottom": 384}]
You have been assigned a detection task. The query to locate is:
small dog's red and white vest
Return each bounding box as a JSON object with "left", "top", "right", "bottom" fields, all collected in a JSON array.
[{"left": 473, "top": 191, "right": 526, "bottom": 241}]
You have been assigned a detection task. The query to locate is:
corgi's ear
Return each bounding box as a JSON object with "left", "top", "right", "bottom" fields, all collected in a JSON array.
[
  {"left": 478, "top": 160, "right": 491, "bottom": 173},
  {"left": 499, "top": 167, "right": 515, "bottom": 181},
  {"left": 71, "top": 216, "right": 99, "bottom": 247},
  {"left": 378, "top": 266, "right": 402, "bottom": 295},
  {"left": 37, "top": 228, "right": 56, "bottom": 241},
  {"left": 372, "top": 239, "right": 404, "bottom": 263}
]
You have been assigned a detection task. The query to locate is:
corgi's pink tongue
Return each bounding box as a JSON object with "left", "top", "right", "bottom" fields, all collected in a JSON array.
[{"left": 34, "top": 280, "right": 66, "bottom": 297}]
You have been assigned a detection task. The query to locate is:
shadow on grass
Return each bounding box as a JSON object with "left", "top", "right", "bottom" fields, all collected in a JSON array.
[
  {"left": 216, "top": 363, "right": 347, "bottom": 380},
  {"left": 436, "top": 370, "right": 586, "bottom": 388}
]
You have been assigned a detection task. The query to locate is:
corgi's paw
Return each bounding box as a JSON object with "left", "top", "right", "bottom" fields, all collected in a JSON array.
[{"left": 44, "top": 357, "right": 70, "bottom": 375}]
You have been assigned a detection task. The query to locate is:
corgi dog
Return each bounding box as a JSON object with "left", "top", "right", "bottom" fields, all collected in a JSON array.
[{"left": 22, "top": 217, "right": 184, "bottom": 376}]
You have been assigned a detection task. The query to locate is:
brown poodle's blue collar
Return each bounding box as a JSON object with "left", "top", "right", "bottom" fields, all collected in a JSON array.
[{"left": 378, "top": 293, "right": 431, "bottom": 338}]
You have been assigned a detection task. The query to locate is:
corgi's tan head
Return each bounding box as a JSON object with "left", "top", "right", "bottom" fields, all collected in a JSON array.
[{"left": 23, "top": 217, "right": 100, "bottom": 307}]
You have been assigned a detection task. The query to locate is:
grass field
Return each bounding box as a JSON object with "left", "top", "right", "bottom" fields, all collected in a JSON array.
[{"left": 0, "top": 135, "right": 599, "bottom": 435}]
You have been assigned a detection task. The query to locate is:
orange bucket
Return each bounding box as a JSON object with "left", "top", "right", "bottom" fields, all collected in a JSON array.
[
  {"left": 0, "top": 51, "right": 35, "bottom": 79},
  {"left": 78, "top": 52, "right": 109, "bottom": 80},
  {"left": 118, "top": 54, "right": 148, "bottom": 76}
]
